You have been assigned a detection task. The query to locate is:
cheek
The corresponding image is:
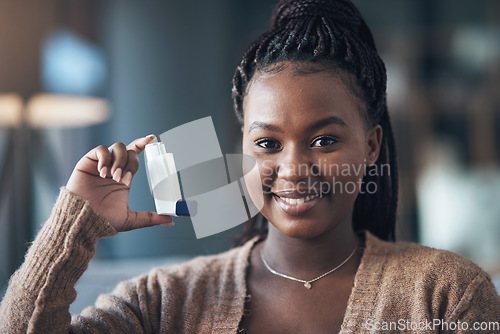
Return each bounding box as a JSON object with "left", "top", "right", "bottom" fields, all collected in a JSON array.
[
  {"left": 242, "top": 159, "right": 273, "bottom": 214},
  {"left": 242, "top": 137, "right": 275, "bottom": 212},
  {"left": 316, "top": 153, "right": 367, "bottom": 196}
]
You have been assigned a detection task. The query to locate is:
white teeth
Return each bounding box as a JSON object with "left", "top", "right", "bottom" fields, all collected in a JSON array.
[{"left": 280, "top": 193, "right": 319, "bottom": 205}]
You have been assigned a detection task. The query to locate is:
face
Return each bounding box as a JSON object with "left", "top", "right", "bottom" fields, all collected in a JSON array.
[{"left": 242, "top": 64, "right": 382, "bottom": 240}]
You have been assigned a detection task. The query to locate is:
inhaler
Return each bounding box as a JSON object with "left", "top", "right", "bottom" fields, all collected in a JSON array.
[{"left": 144, "top": 139, "right": 196, "bottom": 216}]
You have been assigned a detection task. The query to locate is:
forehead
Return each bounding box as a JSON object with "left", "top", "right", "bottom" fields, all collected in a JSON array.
[{"left": 243, "top": 67, "right": 365, "bottom": 129}]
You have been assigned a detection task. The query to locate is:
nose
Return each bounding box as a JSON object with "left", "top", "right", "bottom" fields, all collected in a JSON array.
[{"left": 276, "top": 144, "right": 313, "bottom": 182}]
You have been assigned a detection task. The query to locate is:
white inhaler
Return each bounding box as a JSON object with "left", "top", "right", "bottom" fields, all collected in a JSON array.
[{"left": 144, "top": 140, "right": 196, "bottom": 216}]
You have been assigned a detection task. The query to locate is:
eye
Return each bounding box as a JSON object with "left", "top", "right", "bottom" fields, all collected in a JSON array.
[
  {"left": 255, "top": 138, "right": 282, "bottom": 150},
  {"left": 310, "top": 136, "right": 337, "bottom": 148}
]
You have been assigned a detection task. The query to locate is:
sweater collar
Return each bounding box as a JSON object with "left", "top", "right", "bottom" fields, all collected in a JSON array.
[{"left": 340, "top": 231, "right": 389, "bottom": 332}]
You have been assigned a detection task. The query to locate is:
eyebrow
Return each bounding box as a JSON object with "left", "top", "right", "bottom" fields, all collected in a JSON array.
[
  {"left": 307, "top": 116, "right": 347, "bottom": 132},
  {"left": 248, "top": 121, "right": 284, "bottom": 133},
  {"left": 248, "top": 116, "right": 346, "bottom": 134}
]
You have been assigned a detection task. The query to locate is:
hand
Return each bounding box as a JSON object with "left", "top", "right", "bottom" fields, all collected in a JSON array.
[{"left": 66, "top": 135, "right": 174, "bottom": 232}]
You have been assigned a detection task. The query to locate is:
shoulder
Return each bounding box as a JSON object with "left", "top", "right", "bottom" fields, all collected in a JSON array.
[
  {"left": 119, "top": 237, "right": 257, "bottom": 295},
  {"left": 99, "top": 239, "right": 256, "bottom": 331},
  {"left": 365, "top": 231, "right": 491, "bottom": 283},
  {"left": 152, "top": 242, "right": 249, "bottom": 283},
  {"left": 351, "top": 232, "right": 500, "bottom": 325},
  {"left": 362, "top": 231, "right": 499, "bottom": 317}
]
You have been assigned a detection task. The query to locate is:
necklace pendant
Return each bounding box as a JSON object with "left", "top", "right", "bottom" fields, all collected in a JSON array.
[{"left": 304, "top": 282, "right": 312, "bottom": 289}]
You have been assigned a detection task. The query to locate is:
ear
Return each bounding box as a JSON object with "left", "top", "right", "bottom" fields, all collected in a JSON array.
[{"left": 366, "top": 124, "right": 383, "bottom": 166}]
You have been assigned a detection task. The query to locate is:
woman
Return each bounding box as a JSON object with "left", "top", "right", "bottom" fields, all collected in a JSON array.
[{"left": 1, "top": 0, "right": 499, "bottom": 333}]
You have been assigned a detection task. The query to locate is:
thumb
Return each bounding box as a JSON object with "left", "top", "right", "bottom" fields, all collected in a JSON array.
[{"left": 122, "top": 211, "right": 174, "bottom": 231}]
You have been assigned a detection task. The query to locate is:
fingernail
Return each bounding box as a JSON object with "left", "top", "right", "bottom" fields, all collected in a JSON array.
[
  {"left": 160, "top": 217, "right": 174, "bottom": 226},
  {"left": 113, "top": 168, "right": 122, "bottom": 183},
  {"left": 146, "top": 134, "right": 156, "bottom": 139},
  {"left": 122, "top": 171, "right": 133, "bottom": 187},
  {"left": 99, "top": 166, "right": 108, "bottom": 178}
]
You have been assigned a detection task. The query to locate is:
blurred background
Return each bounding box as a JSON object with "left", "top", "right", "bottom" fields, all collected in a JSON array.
[{"left": 1, "top": 0, "right": 499, "bottom": 311}]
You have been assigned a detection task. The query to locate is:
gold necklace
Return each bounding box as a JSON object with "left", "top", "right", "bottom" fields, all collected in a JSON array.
[{"left": 260, "top": 242, "right": 359, "bottom": 289}]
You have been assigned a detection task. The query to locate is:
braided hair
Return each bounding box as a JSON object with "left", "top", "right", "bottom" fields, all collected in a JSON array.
[{"left": 232, "top": 0, "right": 398, "bottom": 245}]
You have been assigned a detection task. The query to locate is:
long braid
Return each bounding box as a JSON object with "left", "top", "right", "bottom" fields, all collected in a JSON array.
[{"left": 232, "top": 0, "right": 398, "bottom": 245}]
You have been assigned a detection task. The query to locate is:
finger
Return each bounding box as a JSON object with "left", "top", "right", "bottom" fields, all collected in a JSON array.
[
  {"left": 123, "top": 211, "right": 174, "bottom": 231},
  {"left": 78, "top": 145, "right": 112, "bottom": 177},
  {"left": 108, "top": 142, "right": 128, "bottom": 182},
  {"left": 121, "top": 150, "right": 139, "bottom": 187},
  {"left": 126, "top": 134, "right": 157, "bottom": 154}
]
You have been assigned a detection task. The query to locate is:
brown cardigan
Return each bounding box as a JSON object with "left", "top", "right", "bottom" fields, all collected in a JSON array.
[{"left": 1, "top": 188, "right": 499, "bottom": 333}]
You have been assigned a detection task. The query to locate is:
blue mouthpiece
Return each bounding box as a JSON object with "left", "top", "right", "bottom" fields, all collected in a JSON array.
[{"left": 175, "top": 200, "right": 197, "bottom": 217}]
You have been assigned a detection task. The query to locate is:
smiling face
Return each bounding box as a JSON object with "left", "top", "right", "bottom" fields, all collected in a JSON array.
[{"left": 242, "top": 63, "right": 382, "bottom": 240}]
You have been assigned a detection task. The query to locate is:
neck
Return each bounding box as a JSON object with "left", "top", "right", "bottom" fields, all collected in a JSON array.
[{"left": 261, "top": 216, "right": 360, "bottom": 279}]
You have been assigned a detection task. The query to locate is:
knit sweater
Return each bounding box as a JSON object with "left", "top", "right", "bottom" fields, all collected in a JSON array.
[{"left": 0, "top": 188, "right": 499, "bottom": 333}]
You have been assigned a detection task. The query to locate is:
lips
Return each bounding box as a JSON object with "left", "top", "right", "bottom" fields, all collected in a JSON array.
[
  {"left": 273, "top": 189, "right": 320, "bottom": 198},
  {"left": 272, "top": 189, "right": 324, "bottom": 215},
  {"left": 279, "top": 193, "right": 319, "bottom": 205}
]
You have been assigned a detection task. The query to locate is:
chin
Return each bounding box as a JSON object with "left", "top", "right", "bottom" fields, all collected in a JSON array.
[{"left": 266, "top": 215, "right": 331, "bottom": 240}]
